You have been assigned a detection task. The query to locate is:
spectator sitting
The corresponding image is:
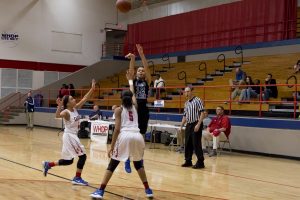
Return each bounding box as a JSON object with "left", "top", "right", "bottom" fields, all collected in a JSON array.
[
  {"left": 262, "top": 74, "right": 278, "bottom": 101},
  {"left": 235, "top": 67, "right": 246, "bottom": 81},
  {"left": 294, "top": 60, "right": 300, "bottom": 74},
  {"left": 154, "top": 74, "right": 165, "bottom": 88},
  {"left": 58, "top": 84, "right": 65, "bottom": 98},
  {"left": 154, "top": 74, "right": 165, "bottom": 99},
  {"left": 69, "top": 83, "right": 75, "bottom": 97},
  {"left": 239, "top": 76, "right": 260, "bottom": 102},
  {"left": 89, "top": 105, "right": 102, "bottom": 120},
  {"left": 202, "top": 106, "right": 231, "bottom": 157},
  {"left": 230, "top": 67, "right": 246, "bottom": 86},
  {"left": 248, "top": 79, "right": 261, "bottom": 100},
  {"left": 230, "top": 80, "right": 247, "bottom": 103},
  {"left": 201, "top": 110, "right": 212, "bottom": 154},
  {"left": 60, "top": 84, "right": 70, "bottom": 97},
  {"left": 239, "top": 76, "right": 253, "bottom": 102}
]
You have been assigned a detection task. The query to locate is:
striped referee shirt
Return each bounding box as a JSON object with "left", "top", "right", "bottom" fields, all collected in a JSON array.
[{"left": 183, "top": 96, "right": 204, "bottom": 123}]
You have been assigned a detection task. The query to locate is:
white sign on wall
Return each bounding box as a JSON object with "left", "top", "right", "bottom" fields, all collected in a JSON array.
[
  {"left": 1, "top": 32, "right": 20, "bottom": 48},
  {"left": 154, "top": 100, "right": 165, "bottom": 108}
]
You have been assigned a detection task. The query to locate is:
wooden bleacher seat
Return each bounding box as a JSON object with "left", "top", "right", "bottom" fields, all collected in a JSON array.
[{"left": 67, "top": 52, "right": 300, "bottom": 113}]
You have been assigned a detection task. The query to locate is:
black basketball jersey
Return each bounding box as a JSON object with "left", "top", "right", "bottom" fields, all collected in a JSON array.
[{"left": 133, "top": 79, "right": 149, "bottom": 103}]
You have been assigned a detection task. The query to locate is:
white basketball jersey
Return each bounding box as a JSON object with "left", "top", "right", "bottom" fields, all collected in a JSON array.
[
  {"left": 64, "top": 109, "right": 80, "bottom": 134},
  {"left": 120, "top": 106, "right": 140, "bottom": 132}
]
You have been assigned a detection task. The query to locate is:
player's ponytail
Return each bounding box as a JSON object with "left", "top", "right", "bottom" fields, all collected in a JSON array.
[
  {"left": 121, "top": 90, "right": 133, "bottom": 109},
  {"left": 63, "top": 95, "right": 70, "bottom": 109}
]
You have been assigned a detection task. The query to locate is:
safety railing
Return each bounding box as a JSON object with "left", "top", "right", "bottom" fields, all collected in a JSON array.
[
  {"left": 3, "top": 83, "right": 300, "bottom": 121},
  {"left": 217, "top": 54, "right": 226, "bottom": 71},
  {"left": 198, "top": 62, "right": 207, "bottom": 79},
  {"left": 162, "top": 54, "right": 172, "bottom": 69},
  {"left": 235, "top": 45, "right": 244, "bottom": 64},
  {"left": 177, "top": 71, "right": 187, "bottom": 85}
]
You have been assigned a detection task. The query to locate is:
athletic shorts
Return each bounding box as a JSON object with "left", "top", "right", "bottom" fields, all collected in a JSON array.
[
  {"left": 61, "top": 132, "right": 86, "bottom": 160},
  {"left": 111, "top": 130, "right": 145, "bottom": 162}
]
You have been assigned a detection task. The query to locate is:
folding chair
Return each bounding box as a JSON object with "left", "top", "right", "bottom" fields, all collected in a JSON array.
[{"left": 218, "top": 136, "right": 232, "bottom": 153}]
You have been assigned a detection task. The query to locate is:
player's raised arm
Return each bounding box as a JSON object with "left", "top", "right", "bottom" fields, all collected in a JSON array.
[
  {"left": 136, "top": 44, "right": 151, "bottom": 84},
  {"left": 126, "top": 70, "right": 138, "bottom": 108},
  {"left": 125, "top": 53, "right": 135, "bottom": 75},
  {"left": 75, "top": 79, "right": 96, "bottom": 109},
  {"left": 55, "top": 98, "right": 69, "bottom": 120}
]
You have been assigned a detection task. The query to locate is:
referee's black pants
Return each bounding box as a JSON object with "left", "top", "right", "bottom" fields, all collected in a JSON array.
[{"left": 185, "top": 121, "right": 204, "bottom": 164}]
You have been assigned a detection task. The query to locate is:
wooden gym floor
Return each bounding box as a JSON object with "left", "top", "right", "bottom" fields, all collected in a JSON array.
[{"left": 0, "top": 125, "right": 299, "bottom": 200}]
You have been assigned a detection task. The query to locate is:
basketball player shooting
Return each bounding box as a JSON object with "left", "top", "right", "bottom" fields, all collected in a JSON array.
[
  {"left": 90, "top": 58, "right": 153, "bottom": 199},
  {"left": 123, "top": 44, "right": 151, "bottom": 174},
  {"left": 42, "top": 79, "right": 96, "bottom": 186}
]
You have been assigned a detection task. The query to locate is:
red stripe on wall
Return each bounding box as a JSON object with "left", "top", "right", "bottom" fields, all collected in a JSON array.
[{"left": 0, "top": 59, "right": 85, "bottom": 72}]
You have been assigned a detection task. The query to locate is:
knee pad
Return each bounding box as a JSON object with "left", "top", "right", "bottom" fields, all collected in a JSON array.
[
  {"left": 77, "top": 154, "right": 87, "bottom": 169},
  {"left": 133, "top": 160, "right": 144, "bottom": 171},
  {"left": 58, "top": 158, "right": 74, "bottom": 166},
  {"left": 107, "top": 159, "right": 120, "bottom": 172}
]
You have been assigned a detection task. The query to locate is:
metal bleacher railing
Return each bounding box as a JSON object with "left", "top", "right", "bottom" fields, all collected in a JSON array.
[
  {"left": 1, "top": 83, "right": 299, "bottom": 124},
  {"left": 0, "top": 83, "right": 295, "bottom": 119}
]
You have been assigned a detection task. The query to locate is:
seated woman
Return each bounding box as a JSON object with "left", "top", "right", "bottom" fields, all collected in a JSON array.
[
  {"left": 239, "top": 76, "right": 260, "bottom": 102},
  {"left": 231, "top": 80, "right": 247, "bottom": 103},
  {"left": 247, "top": 79, "right": 261, "bottom": 100}
]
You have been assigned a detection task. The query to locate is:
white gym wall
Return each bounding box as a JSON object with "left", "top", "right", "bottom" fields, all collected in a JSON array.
[
  {"left": 0, "top": 0, "right": 118, "bottom": 97},
  {"left": 0, "top": 0, "right": 117, "bottom": 66}
]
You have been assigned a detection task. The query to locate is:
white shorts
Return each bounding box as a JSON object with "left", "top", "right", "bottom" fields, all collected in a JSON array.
[
  {"left": 61, "top": 132, "right": 86, "bottom": 160},
  {"left": 111, "top": 130, "right": 145, "bottom": 162}
]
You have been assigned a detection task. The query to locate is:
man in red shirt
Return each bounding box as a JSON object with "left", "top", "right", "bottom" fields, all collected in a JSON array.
[{"left": 202, "top": 106, "right": 231, "bottom": 157}]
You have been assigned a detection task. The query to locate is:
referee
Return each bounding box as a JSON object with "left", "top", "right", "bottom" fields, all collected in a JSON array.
[{"left": 180, "top": 86, "right": 205, "bottom": 169}]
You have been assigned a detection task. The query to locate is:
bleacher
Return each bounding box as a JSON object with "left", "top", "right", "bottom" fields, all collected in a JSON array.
[{"left": 74, "top": 51, "right": 300, "bottom": 116}]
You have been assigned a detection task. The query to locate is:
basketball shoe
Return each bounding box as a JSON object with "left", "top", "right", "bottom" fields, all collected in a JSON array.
[{"left": 90, "top": 189, "right": 104, "bottom": 199}]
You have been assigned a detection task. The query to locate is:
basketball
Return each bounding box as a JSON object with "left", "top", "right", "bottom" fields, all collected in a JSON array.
[{"left": 116, "top": 0, "right": 132, "bottom": 13}]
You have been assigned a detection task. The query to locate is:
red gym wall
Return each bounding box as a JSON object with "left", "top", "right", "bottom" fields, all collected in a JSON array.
[
  {"left": 0, "top": 59, "right": 84, "bottom": 72},
  {"left": 124, "top": 0, "right": 297, "bottom": 55}
]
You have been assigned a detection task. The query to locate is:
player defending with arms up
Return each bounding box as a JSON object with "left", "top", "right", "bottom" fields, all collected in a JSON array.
[
  {"left": 42, "top": 79, "right": 96, "bottom": 186},
  {"left": 90, "top": 68, "right": 153, "bottom": 199}
]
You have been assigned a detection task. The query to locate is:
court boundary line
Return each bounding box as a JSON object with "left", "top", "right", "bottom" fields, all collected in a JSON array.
[{"left": 0, "top": 156, "right": 134, "bottom": 200}]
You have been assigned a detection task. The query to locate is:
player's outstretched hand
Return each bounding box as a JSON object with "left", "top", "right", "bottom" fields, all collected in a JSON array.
[
  {"left": 125, "top": 53, "right": 135, "bottom": 60},
  {"left": 136, "top": 44, "right": 144, "bottom": 55},
  {"left": 56, "top": 98, "right": 62, "bottom": 106}
]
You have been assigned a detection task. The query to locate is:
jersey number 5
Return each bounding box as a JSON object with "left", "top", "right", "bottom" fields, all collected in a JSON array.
[{"left": 128, "top": 111, "right": 133, "bottom": 121}]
